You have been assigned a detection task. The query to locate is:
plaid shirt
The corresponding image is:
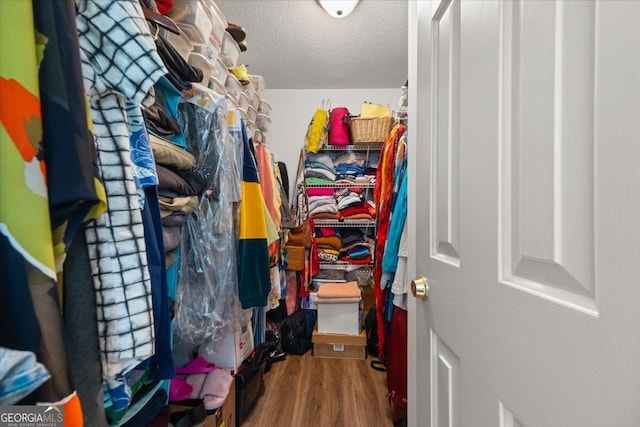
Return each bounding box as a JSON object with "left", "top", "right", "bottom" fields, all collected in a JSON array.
[{"left": 76, "top": 0, "right": 167, "bottom": 381}]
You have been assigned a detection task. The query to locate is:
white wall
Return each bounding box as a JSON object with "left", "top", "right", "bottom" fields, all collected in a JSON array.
[{"left": 263, "top": 88, "right": 401, "bottom": 198}]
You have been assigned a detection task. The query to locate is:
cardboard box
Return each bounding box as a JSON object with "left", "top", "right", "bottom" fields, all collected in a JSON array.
[
  {"left": 174, "top": 378, "right": 236, "bottom": 427},
  {"left": 219, "top": 377, "right": 236, "bottom": 427},
  {"left": 312, "top": 329, "right": 367, "bottom": 360},
  {"left": 203, "top": 311, "right": 254, "bottom": 374},
  {"left": 316, "top": 299, "right": 361, "bottom": 335}
]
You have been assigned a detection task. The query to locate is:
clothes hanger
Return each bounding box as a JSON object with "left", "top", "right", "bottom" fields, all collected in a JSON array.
[{"left": 141, "top": 5, "right": 180, "bottom": 35}]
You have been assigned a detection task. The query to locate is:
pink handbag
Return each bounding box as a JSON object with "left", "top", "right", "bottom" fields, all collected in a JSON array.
[{"left": 328, "top": 107, "right": 351, "bottom": 145}]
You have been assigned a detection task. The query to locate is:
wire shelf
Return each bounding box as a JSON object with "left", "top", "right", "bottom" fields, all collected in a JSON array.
[
  {"left": 318, "top": 261, "right": 373, "bottom": 270},
  {"left": 306, "top": 182, "right": 374, "bottom": 189},
  {"left": 314, "top": 144, "right": 383, "bottom": 152},
  {"left": 313, "top": 219, "right": 375, "bottom": 227}
]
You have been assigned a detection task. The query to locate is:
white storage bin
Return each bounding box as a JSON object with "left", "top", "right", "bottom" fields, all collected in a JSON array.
[
  {"left": 194, "top": 35, "right": 220, "bottom": 62},
  {"left": 188, "top": 52, "right": 213, "bottom": 84},
  {"left": 257, "top": 99, "right": 272, "bottom": 115},
  {"left": 200, "top": 309, "right": 254, "bottom": 374},
  {"left": 249, "top": 74, "right": 265, "bottom": 97},
  {"left": 208, "top": 76, "right": 226, "bottom": 96},
  {"left": 247, "top": 105, "right": 258, "bottom": 123},
  {"left": 226, "top": 96, "right": 239, "bottom": 113},
  {"left": 246, "top": 120, "right": 256, "bottom": 135},
  {"left": 170, "top": 0, "right": 212, "bottom": 46},
  {"left": 256, "top": 113, "right": 271, "bottom": 132},
  {"left": 243, "top": 81, "right": 256, "bottom": 99},
  {"left": 238, "top": 91, "right": 250, "bottom": 114},
  {"left": 213, "top": 57, "right": 229, "bottom": 80},
  {"left": 317, "top": 298, "right": 361, "bottom": 336},
  {"left": 252, "top": 128, "right": 263, "bottom": 143},
  {"left": 225, "top": 74, "right": 243, "bottom": 103},
  {"left": 204, "top": 0, "right": 227, "bottom": 48},
  {"left": 250, "top": 92, "right": 260, "bottom": 109},
  {"left": 162, "top": 29, "right": 193, "bottom": 61},
  {"left": 219, "top": 32, "right": 241, "bottom": 68}
]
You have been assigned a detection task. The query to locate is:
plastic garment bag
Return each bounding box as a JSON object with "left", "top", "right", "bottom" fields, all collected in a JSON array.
[{"left": 173, "top": 86, "right": 243, "bottom": 346}]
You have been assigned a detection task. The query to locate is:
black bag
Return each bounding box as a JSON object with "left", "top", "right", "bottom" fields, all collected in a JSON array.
[
  {"left": 365, "top": 304, "right": 387, "bottom": 372},
  {"left": 365, "top": 304, "right": 379, "bottom": 357},
  {"left": 280, "top": 309, "right": 316, "bottom": 355},
  {"left": 235, "top": 341, "right": 276, "bottom": 425}
]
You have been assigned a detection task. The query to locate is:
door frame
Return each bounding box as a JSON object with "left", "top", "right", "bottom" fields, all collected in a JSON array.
[{"left": 407, "top": 0, "right": 432, "bottom": 425}]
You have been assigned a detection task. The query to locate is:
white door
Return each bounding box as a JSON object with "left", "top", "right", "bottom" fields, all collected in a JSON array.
[{"left": 407, "top": 1, "right": 640, "bottom": 426}]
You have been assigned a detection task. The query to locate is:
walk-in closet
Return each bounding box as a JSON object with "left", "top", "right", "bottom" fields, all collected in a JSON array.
[
  {"left": 0, "top": 0, "right": 408, "bottom": 426},
  {"left": 4, "top": 0, "right": 640, "bottom": 426}
]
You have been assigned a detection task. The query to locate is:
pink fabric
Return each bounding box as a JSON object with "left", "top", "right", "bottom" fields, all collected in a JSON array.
[
  {"left": 169, "top": 377, "right": 193, "bottom": 402},
  {"left": 317, "top": 227, "right": 337, "bottom": 237},
  {"left": 254, "top": 143, "right": 278, "bottom": 224},
  {"left": 175, "top": 356, "right": 216, "bottom": 375},
  {"left": 328, "top": 107, "right": 350, "bottom": 145},
  {"left": 307, "top": 187, "right": 336, "bottom": 197},
  {"left": 200, "top": 369, "right": 233, "bottom": 410},
  {"left": 186, "top": 373, "right": 206, "bottom": 399}
]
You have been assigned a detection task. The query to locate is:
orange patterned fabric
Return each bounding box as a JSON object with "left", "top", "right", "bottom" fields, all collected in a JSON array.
[{"left": 373, "top": 123, "right": 405, "bottom": 360}]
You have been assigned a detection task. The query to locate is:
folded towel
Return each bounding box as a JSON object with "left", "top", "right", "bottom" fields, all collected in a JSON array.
[
  {"left": 315, "top": 297, "right": 361, "bottom": 304},
  {"left": 317, "top": 281, "right": 360, "bottom": 298}
]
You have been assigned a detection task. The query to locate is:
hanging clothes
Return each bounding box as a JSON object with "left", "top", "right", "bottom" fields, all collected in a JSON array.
[
  {"left": 238, "top": 120, "right": 272, "bottom": 309},
  {"left": 0, "top": 0, "right": 82, "bottom": 409},
  {"left": 34, "top": 0, "right": 107, "bottom": 284},
  {"left": 381, "top": 136, "right": 408, "bottom": 289},
  {"left": 0, "top": 52, "right": 43, "bottom": 355},
  {"left": 372, "top": 122, "right": 405, "bottom": 360},
  {"left": 76, "top": 0, "right": 167, "bottom": 382}
]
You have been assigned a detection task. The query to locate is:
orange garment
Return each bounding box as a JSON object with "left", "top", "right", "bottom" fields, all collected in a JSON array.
[
  {"left": 38, "top": 391, "right": 83, "bottom": 427},
  {"left": 310, "top": 211, "right": 340, "bottom": 220},
  {"left": 254, "top": 142, "right": 280, "bottom": 226},
  {"left": 315, "top": 235, "right": 342, "bottom": 251},
  {"left": 373, "top": 123, "right": 405, "bottom": 360}
]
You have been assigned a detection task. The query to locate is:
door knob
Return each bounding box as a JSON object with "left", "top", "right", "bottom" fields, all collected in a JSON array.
[{"left": 411, "top": 277, "right": 429, "bottom": 300}]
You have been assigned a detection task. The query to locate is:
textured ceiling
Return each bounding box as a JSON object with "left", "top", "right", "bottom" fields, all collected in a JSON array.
[{"left": 214, "top": 0, "right": 408, "bottom": 89}]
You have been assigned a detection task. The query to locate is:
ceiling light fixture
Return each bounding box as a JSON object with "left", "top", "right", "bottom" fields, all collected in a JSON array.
[{"left": 317, "top": 0, "right": 360, "bottom": 18}]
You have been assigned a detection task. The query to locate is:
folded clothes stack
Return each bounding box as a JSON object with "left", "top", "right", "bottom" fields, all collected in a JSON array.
[
  {"left": 150, "top": 134, "right": 205, "bottom": 260},
  {"left": 334, "top": 152, "right": 371, "bottom": 185},
  {"left": 315, "top": 227, "right": 341, "bottom": 262},
  {"left": 338, "top": 228, "right": 373, "bottom": 265},
  {"left": 339, "top": 200, "right": 376, "bottom": 221},
  {"left": 305, "top": 153, "right": 335, "bottom": 187}
]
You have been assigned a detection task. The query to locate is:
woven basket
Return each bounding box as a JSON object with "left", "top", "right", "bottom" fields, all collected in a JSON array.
[{"left": 350, "top": 116, "right": 394, "bottom": 144}]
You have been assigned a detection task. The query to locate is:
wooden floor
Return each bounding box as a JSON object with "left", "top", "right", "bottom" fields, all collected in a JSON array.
[{"left": 240, "top": 352, "right": 394, "bottom": 427}]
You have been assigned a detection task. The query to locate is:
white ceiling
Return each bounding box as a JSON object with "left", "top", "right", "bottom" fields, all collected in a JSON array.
[{"left": 214, "top": 0, "right": 408, "bottom": 90}]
